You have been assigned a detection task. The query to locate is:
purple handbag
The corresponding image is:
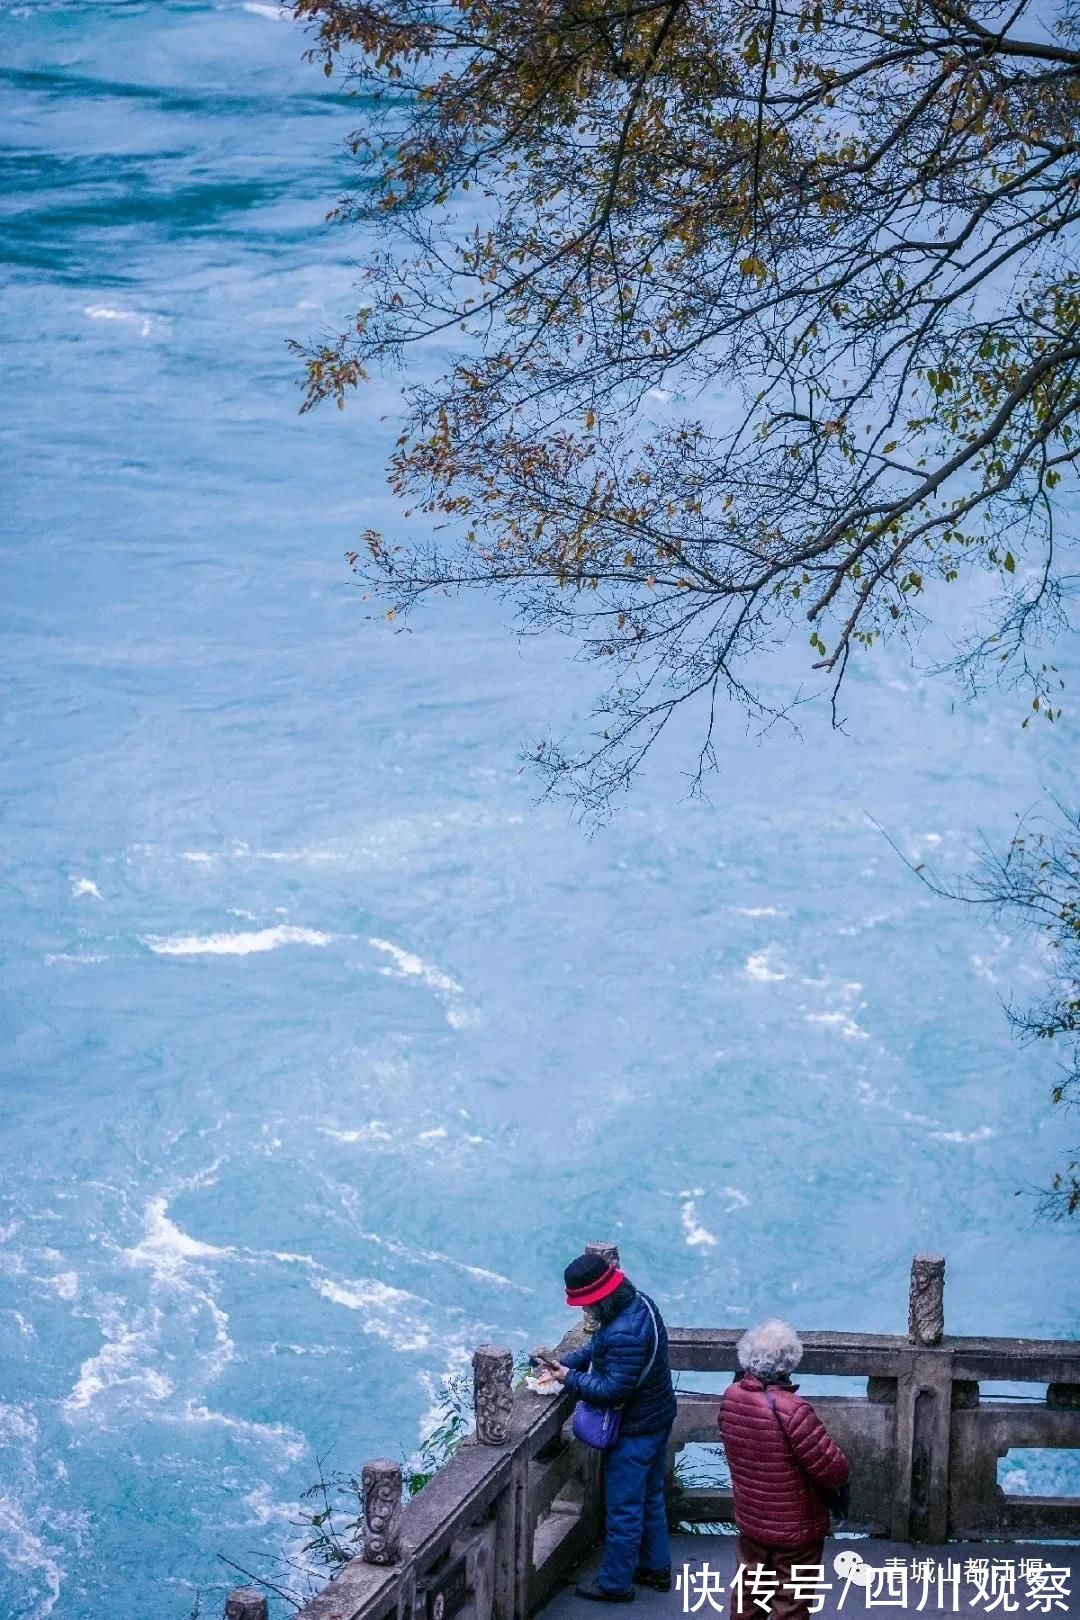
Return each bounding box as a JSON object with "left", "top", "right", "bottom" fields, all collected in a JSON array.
[
  {"left": 572, "top": 1401, "right": 624, "bottom": 1450},
  {"left": 571, "top": 1298, "right": 659, "bottom": 1452}
]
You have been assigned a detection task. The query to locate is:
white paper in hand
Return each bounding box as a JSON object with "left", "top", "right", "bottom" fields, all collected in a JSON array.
[{"left": 524, "top": 1372, "right": 561, "bottom": 1395}]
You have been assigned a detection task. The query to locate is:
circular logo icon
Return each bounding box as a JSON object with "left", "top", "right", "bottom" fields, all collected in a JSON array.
[{"left": 833, "top": 1551, "right": 873, "bottom": 1588}]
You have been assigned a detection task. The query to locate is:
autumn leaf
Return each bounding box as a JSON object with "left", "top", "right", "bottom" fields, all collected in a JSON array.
[{"left": 738, "top": 255, "right": 769, "bottom": 283}]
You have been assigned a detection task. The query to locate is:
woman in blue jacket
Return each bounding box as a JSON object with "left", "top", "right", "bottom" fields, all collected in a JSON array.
[{"left": 546, "top": 1252, "right": 677, "bottom": 1603}]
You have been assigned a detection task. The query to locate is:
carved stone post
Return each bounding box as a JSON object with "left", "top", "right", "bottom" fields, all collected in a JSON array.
[
  {"left": 896, "top": 1253, "right": 951, "bottom": 1544},
  {"left": 224, "top": 1590, "right": 268, "bottom": 1620},
  {"left": 473, "top": 1344, "right": 514, "bottom": 1444},
  {"left": 362, "top": 1458, "right": 403, "bottom": 1564},
  {"left": 585, "top": 1241, "right": 621, "bottom": 1268},
  {"left": 908, "top": 1253, "right": 945, "bottom": 1346}
]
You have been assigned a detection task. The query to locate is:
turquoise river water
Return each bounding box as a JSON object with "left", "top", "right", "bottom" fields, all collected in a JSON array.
[{"left": 1, "top": 3, "right": 1079, "bottom": 1617}]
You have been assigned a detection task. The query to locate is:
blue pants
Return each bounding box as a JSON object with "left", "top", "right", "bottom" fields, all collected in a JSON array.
[{"left": 598, "top": 1426, "right": 672, "bottom": 1593}]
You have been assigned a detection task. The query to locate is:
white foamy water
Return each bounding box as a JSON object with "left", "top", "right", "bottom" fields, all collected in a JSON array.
[
  {"left": 167, "top": 1404, "right": 307, "bottom": 1463},
  {"left": 65, "top": 1310, "right": 173, "bottom": 1414},
  {"left": 356, "top": 1227, "right": 524, "bottom": 1291},
  {"left": 0, "top": 1404, "right": 37, "bottom": 1447},
  {"left": 83, "top": 305, "right": 164, "bottom": 339},
  {"left": 369, "top": 936, "right": 474, "bottom": 1025},
  {"left": 315, "top": 1276, "right": 460, "bottom": 1354},
  {"left": 236, "top": 843, "right": 340, "bottom": 863},
  {"left": 174, "top": 842, "right": 340, "bottom": 865},
  {"left": 43, "top": 1271, "right": 79, "bottom": 1301},
  {"left": 745, "top": 948, "right": 786, "bottom": 982},
  {"left": 61, "top": 1198, "right": 238, "bottom": 1422},
  {"left": 319, "top": 1121, "right": 394, "bottom": 1145},
  {"left": 70, "top": 877, "right": 101, "bottom": 899},
  {"left": 369, "top": 937, "right": 462, "bottom": 995},
  {"left": 804, "top": 1009, "right": 868, "bottom": 1040},
  {"left": 231, "top": 1482, "right": 298, "bottom": 1529},
  {"left": 679, "top": 1194, "right": 718, "bottom": 1249},
  {"left": 0, "top": 1405, "right": 63, "bottom": 1620},
  {"left": 855, "top": 1080, "right": 940, "bottom": 1129},
  {"left": 141, "top": 924, "right": 332, "bottom": 956},
  {"left": 126, "top": 1196, "right": 235, "bottom": 1274},
  {"left": 0, "top": 1492, "right": 64, "bottom": 1620}
]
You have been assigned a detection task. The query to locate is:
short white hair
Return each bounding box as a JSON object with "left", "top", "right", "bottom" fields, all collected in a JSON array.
[{"left": 737, "top": 1318, "right": 803, "bottom": 1381}]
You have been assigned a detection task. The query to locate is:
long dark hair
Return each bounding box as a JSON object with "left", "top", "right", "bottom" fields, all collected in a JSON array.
[{"left": 592, "top": 1277, "right": 636, "bottom": 1327}]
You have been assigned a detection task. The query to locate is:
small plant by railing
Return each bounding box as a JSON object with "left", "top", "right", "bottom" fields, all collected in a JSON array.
[
  {"left": 669, "top": 1446, "right": 732, "bottom": 1536},
  {"left": 205, "top": 1371, "right": 487, "bottom": 1614},
  {"left": 293, "top": 1373, "right": 475, "bottom": 1573},
  {"left": 402, "top": 1372, "right": 476, "bottom": 1495},
  {"left": 295, "top": 1458, "right": 366, "bottom": 1573},
  {"left": 290, "top": 1356, "right": 533, "bottom": 1578}
]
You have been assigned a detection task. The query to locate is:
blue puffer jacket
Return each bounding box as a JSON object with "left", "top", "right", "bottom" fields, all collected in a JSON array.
[{"left": 562, "top": 1290, "right": 677, "bottom": 1437}]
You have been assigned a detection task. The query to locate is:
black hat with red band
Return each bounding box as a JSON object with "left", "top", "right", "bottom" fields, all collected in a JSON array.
[{"left": 564, "top": 1252, "right": 626, "bottom": 1308}]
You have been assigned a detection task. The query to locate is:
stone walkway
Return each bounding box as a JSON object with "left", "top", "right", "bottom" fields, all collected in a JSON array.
[{"left": 540, "top": 1534, "right": 1080, "bottom": 1616}]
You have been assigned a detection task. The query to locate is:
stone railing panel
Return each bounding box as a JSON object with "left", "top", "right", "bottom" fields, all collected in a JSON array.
[
  {"left": 666, "top": 1393, "right": 897, "bottom": 1535},
  {"left": 279, "top": 1252, "right": 1080, "bottom": 1620},
  {"left": 664, "top": 1260, "right": 1080, "bottom": 1549},
  {"left": 949, "top": 1401, "right": 1080, "bottom": 1540}
]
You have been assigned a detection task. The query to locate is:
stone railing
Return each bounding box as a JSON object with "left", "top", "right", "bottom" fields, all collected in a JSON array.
[
  {"left": 254, "top": 1341, "right": 595, "bottom": 1620},
  {"left": 668, "top": 1252, "right": 1080, "bottom": 1544},
  {"left": 223, "top": 1249, "right": 1080, "bottom": 1620}
]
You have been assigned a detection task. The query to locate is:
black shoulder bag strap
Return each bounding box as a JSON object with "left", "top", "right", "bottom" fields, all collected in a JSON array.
[{"left": 763, "top": 1388, "right": 849, "bottom": 1521}]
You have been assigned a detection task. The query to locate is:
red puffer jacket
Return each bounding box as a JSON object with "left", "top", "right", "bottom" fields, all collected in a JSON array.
[{"left": 718, "top": 1375, "right": 849, "bottom": 1546}]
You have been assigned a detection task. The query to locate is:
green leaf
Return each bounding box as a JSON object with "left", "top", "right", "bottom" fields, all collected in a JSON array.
[{"left": 1003, "top": 552, "right": 1016, "bottom": 573}]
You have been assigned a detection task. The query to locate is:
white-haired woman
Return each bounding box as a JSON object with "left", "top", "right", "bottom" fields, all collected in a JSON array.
[{"left": 718, "top": 1319, "right": 849, "bottom": 1620}]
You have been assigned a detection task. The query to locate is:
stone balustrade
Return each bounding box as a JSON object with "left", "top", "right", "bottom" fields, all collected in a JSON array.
[{"left": 224, "top": 1251, "right": 1080, "bottom": 1620}]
